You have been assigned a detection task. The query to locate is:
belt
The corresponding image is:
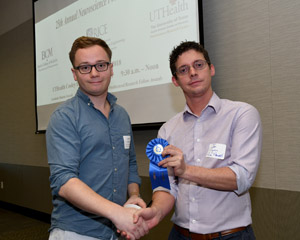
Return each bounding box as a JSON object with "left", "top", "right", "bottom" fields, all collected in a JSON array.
[{"left": 174, "top": 224, "right": 247, "bottom": 240}]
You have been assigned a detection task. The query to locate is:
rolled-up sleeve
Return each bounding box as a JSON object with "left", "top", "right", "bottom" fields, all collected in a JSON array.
[
  {"left": 46, "top": 109, "right": 80, "bottom": 196},
  {"left": 229, "top": 105, "right": 262, "bottom": 195}
]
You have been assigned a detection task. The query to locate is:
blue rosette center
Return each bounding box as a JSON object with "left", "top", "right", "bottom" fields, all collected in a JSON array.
[{"left": 146, "top": 138, "right": 169, "bottom": 166}]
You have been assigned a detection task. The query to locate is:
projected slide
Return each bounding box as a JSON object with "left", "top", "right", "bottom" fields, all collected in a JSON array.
[{"left": 34, "top": 0, "right": 200, "bottom": 131}]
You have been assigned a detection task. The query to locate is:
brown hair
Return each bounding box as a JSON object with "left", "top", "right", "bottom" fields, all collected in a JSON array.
[
  {"left": 169, "top": 41, "right": 211, "bottom": 79},
  {"left": 69, "top": 36, "right": 112, "bottom": 67}
]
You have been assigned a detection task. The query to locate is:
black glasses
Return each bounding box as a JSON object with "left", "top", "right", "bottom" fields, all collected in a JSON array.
[
  {"left": 176, "top": 60, "right": 207, "bottom": 76},
  {"left": 74, "top": 62, "right": 111, "bottom": 74}
]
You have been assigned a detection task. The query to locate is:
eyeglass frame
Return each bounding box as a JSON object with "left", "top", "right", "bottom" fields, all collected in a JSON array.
[
  {"left": 175, "top": 59, "right": 208, "bottom": 76},
  {"left": 74, "top": 61, "right": 111, "bottom": 74}
]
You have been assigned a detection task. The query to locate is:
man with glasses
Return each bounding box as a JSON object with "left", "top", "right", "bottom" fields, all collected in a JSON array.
[
  {"left": 46, "top": 36, "right": 148, "bottom": 240},
  {"left": 133, "top": 41, "right": 262, "bottom": 239}
]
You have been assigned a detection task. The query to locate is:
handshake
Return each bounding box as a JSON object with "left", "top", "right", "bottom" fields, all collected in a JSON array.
[
  {"left": 114, "top": 142, "right": 180, "bottom": 239},
  {"left": 113, "top": 195, "right": 165, "bottom": 240}
]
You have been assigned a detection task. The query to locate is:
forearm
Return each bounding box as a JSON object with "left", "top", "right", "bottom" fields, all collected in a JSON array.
[
  {"left": 132, "top": 190, "right": 175, "bottom": 230},
  {"left": 58, "top": 177, "right": 122, "bottom": 220},
  {"left": 126, "top": 182, "right": 147, "bottom": 208},
  {"left": 181, "top": 165, "right": 237, "bottom": 191},
  {"left": 128, "top": 183, "right": 140, "bottom": 197},
  {"left": 60, "top": 178, "right": 149, "bottom": 239},
  {"left": 151, "top": 191, "right": 175, "bottom": 221}
]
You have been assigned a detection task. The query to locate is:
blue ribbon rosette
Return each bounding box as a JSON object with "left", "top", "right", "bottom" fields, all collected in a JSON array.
[{"left": 146, "top": 138, "right": 170, "bottom": 190}]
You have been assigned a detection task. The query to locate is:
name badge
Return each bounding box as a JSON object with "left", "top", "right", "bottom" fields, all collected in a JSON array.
[
  {"left": 206, "top": 143, "right": 226, "bottom": 159},
  {"left": 123, "top": 136, "right": 131, "bottom": 149}
]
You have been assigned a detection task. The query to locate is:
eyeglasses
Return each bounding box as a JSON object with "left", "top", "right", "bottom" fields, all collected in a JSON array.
[
  {"left": 176, "top": 60, "right": 207, "bottom": 76},
  {"left": 74, "top": 62, "right": 111, "bottom": 74}
]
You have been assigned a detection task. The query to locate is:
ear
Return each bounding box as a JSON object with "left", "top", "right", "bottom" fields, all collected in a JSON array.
[
  {"left": 210, "top": 64, "right": 215, "bottom": 77},
  {"left": 172, "top": 76, "right": 179, "bottom": 87},
  {"left": 71, "top": 68, "right": 77, "bottom": 82},
  {"left": 110, "top": 62, "right": 114, "bottom": 77}
]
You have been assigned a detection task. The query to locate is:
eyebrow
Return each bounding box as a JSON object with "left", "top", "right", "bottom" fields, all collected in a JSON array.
[
  {"left": 77, "top": 60, "right": 109, "bottom": 66},
  {"left": 178, "top": 59, "right": 204, "bottom": 68}
]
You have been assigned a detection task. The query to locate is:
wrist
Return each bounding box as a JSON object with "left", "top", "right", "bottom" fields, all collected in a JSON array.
[
  {"left": 178, "top": 164, "right": 189, "bottom": 178},
  {"left": 129, "top": 191, "right": 140, "bottom": 198},
  {"left": 151, "top": 205, "right": 163, "bottom": 222}
]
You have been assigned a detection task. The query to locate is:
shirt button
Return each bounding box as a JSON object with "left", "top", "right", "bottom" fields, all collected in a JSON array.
[
  {"left": 197, "top": 158, "right": 201, "bottom": 162},
  {"left": 112, "top": 146, "right": 115, "bottom": 150},
  {"left": 196, "top": 138, "right": 200, "bottom": 142},
  {"left": 192, "top": 198, "right": 195, "bottom": 202},
  {"left": 192, "top": 219, "right": 196, "bottom": 224},
  {"left": 114, "top": 168, "right": 117, "bottom": 172},
  {"left": 113, "top": 189, "right": 117, "bottom": 193}
]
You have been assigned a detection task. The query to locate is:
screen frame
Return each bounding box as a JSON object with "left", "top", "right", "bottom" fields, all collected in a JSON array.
[{"left": 32, "top": 0, "right": 204, "bottom": 133}]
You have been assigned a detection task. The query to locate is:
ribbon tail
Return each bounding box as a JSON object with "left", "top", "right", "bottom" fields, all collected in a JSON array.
[{"left": 149, "top": 163, "right": 171, "bottom": 190}]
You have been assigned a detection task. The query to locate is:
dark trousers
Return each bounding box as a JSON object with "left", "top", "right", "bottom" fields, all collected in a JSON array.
[{"left": 168, "top": 225, "right": 256, "bottom": 240}]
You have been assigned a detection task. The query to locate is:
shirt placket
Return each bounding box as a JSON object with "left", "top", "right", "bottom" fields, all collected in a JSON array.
[
  {"left": 189, "top": 116, "right": 203, "bottom": 231},
  {"left": 108, "top": 121, "right": 119, "bottom": 201}
]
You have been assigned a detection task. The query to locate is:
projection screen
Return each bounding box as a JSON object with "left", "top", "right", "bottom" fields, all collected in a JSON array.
[{"left": 33, "top": 0, "right": 203, "bottom": 131}]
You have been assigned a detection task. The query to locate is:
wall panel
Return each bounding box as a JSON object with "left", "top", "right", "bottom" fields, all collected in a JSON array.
[{"left": 1, "top": 0, "right": 300, "bottom": 239}]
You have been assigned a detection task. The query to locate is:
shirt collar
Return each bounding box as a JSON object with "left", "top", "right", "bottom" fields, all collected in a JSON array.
[
  {"left": 76, "top": 88, "right": 117, "bottom": 108},
  {"left": 183, "top": 92, "right": 221, "bottom": 117}
]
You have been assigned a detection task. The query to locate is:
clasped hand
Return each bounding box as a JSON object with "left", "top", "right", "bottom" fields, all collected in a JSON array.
[
  {"left": 159, "top": 145, "right": 186, "bottom": 177},
  {"left": 119, "top": 206, "right": 161, "bottom": 240},
  {"left": 116, "top": 195, "right": 148, "bottom": 240}
]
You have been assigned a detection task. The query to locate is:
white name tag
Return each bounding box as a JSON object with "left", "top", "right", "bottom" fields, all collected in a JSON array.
[
  {"left": 206, "top": 143, "right": 226, "bottom": 160},
  {"left": 123, "top": 136, "right": 131, "bottom": 149}
]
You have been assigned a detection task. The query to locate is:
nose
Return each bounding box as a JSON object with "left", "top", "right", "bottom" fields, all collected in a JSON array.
[
  {"left": 90, "top": 66, "right": 100, "bottom": 76},
  {"left": 189, "top": 65, "right": 197, "bottom": 75}
]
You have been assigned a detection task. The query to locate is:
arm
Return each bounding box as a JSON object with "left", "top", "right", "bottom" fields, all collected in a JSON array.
[
  {"left": 125, "top": 127, "right": 146, "bottom": 208},
  {"left": 159, "top": 145, "right": 237, "bottom": 191},
  {"left": 125, "top": 183, "right": 146, "bottom": 208},
  {"left": 59, "top": 178, "right": 126, "bottom": 220},
  {"left": 158, "top": 104, "right": 262, "bottom": 194},
  {"left": 183, "top": 165, "right": 237, "bottom": 190},
  {"left": 59, "top": 178, "right": 148, "bottom": 240},
  {"left": 134, "top": 190, "right": 175, "bottom": 229}
]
